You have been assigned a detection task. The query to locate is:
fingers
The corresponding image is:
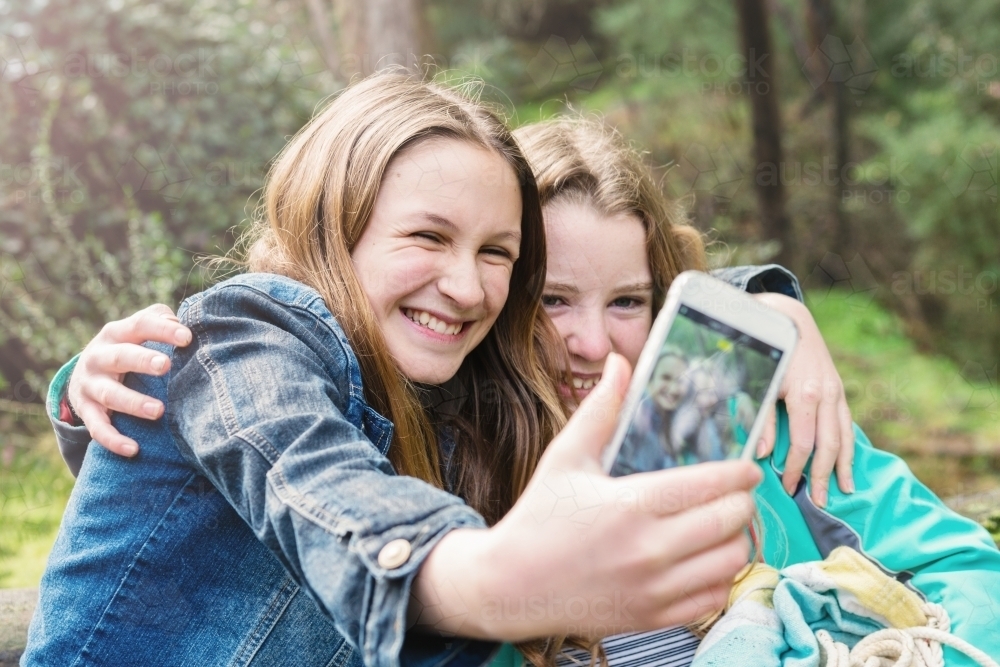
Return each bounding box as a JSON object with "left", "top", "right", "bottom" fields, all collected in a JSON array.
[
  {"left": 807, "top": 398, "right": 841, "bottom": 507},
  {"left": 76, "top": 400, "right": 139, "bottom": 457},
  {"left": 835, "top": 401, "right": 856, "bottom": 493},
  {"left": 756, "top": 403, "right": 776, "bottom": 458},
  {"left": 86, "top": 342, "right": 173, "bottom": 377},
  {"left": 651, "top": 532, "right": 751, "bottom": 626},
  {"left": 623, "top": 460, "right": 762, "bottom": 517},
  {"left": 780, "top": 383, "right": 818, "bottom": 496},
  {"left": 103, "top": 304, "right": 191, "bottom": 347},
  {"left": 86, "top": 377, "right": 164, "bottom": 420},
  {"left": 654, "top": 490, "right": 756, "bottom": 561},
  {"left": 553, "top": 353, "right": 631, "bottom": 461}
]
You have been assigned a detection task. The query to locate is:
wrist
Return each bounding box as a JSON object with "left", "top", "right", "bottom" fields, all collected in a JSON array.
[{"left": 411, "top": 526, "right": 513, "bottom": 640}]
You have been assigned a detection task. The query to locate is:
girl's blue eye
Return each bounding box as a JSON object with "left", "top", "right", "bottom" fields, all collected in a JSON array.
[
  {"left": 541, "top": 295, "right": 565, "bottom": 307},
  {"left": 611, "top": 297, "right": 642, "bottom": 308}
]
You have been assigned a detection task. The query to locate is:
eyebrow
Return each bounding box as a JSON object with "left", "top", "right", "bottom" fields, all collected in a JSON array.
[
  {"left": 542, "top": 281, "right": 654, "bottom": 295},
  {"left": 611, "top": 281, "right": 654, "bottom": 295},
  {"left": 421, "top": 212, "right": 521, "bottom": 245}
]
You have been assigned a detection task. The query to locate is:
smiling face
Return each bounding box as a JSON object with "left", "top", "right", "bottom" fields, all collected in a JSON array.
[
  {"left": 650, "top": 354, "right": 689, "bottom": 412},
  {"left": 351, "top": 137, "right": 523, "bottom": 385},
  {"left": 542, "top": 198, "right": 654, "bottom": 408}
]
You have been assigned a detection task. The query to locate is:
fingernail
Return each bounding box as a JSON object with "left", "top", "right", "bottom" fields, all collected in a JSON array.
[
  {"left": 142, "top": 402, "right": 160, "bottom": 418},
  {"left": 151, "top": 356, "right": 167, "bottom": 372},
  {"left": 845, "top": 479, "right": 855, "bottom": 493},
  {"left": 816, "top": 488, "right": 828, "bottom": 507},
  {"left": 122, "top": 443, "right": 138, "bottom": 456},
  {"left": 756, "top": 438, "right": 767, "bottom": 458},
  {"left": 175, "top": 329, "right": 191, "bottom": 345}
]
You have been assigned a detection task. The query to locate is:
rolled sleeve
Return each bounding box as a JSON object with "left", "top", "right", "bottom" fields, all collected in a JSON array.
[
  {"left": 45, "top": 354, "right": 93, "bottom": 477},
  {"left": 711, "top": 264, "right": 804, "bottom": 302},
  {"left": 167, "top": 282, "right": 488, "bottom": 667}
]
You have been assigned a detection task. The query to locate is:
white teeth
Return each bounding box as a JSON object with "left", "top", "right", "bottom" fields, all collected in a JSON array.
[
  {"left": 404, "top": 309, "right": 462, "bottom": 336},
  {"left": 570, "top": 375, "right": 600, "bottom": 390}
]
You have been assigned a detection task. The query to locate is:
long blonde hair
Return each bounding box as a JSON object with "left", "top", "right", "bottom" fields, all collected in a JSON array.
[
  {"left": 514, "top": 115, "right": 708, "bottom": 312},
  {"left": 243, "top": 71, "right": 566, "bottom": 522}
]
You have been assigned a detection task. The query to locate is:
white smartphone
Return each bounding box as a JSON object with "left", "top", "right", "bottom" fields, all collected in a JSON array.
[{"left": 602, "top": 271, "right": 799, "bottom": 476}]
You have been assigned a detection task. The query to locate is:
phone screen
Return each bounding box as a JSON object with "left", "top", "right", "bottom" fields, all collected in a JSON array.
[{"left": 610, "top": 304, "right": 784, "bottom": 477}]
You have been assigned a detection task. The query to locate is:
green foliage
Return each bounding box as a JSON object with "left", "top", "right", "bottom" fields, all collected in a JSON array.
[
  {"left": 807, "top": 289, "right": 1000, "bottom": 495},
  {"left": 0, "top": 0, "right": 338, "bottom": 396},
  {"left": 2, "top": 0, "right": 999, "bottom": 417},
  {"left": 0, "top": 415, "right": 75, "bottom": 588}
]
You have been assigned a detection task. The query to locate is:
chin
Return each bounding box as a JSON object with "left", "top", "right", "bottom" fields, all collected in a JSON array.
[{"left": 400, "top": 360, "right": 462, "bottom": 386}]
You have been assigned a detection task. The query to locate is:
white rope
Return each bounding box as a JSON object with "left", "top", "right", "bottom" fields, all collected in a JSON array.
[{"left": 816, "top": 602, "right": 999, "bottom": 667}]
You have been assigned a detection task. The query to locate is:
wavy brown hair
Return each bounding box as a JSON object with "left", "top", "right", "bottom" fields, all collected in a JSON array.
[{"left": 241, "top": 71, "right": 566, "bottom": 523}]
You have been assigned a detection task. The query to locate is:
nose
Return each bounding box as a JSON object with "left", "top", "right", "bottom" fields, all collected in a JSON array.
[
  {"left": 564, "top": 307, "right": 613, "bottom": 364},
  {"left": 438, "top": 253, "right": 486, "bottom": 311}
]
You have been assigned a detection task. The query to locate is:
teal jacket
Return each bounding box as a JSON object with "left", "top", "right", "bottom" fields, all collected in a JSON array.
[{"left": 753, "top": 404, "right": 1000, "bottom": 664}]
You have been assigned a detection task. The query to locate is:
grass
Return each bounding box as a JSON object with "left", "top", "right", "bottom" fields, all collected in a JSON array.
[
  {"left": 0, "top": 413, "right": 75, "bottom": 589},
  {"left": 806, "top": 289, "right": 1000, "bottom": 498},
  {"left": 0, "top": 289, "right": 998, "bottom": 588}
]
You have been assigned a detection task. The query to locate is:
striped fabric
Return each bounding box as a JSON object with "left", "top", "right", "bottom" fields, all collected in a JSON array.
[{"left": 556, "top": 628, "right": 699, "bottom": 667}]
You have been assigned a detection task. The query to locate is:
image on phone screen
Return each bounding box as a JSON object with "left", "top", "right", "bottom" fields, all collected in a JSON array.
[{"left": 610, "top": 304, "right": 784, "bottom": 477}]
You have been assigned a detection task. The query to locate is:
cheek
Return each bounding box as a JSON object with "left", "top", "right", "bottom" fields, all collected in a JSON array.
[
  {"left": 356, "top": 250, "right": 439, "bottom": 313},
  {"left": 480, "top": 265, "right": 512, "bottom": 317},
  {"left": 610, "top": 317, "right": 652, "bottom": 369}
]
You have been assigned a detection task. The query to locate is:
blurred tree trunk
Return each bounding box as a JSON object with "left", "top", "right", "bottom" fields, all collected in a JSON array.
[
  {"left": 329, "top": 0, "right": 428, "bottom": 78},
  {"left": 736, "top": 0, "right": 794, "bottom": 269},
  {"left": 305, "top": 0, "right": 340, "bottom": 73},
  {"left": 807, "top": 0, "right": 852, "bottom": 256}
]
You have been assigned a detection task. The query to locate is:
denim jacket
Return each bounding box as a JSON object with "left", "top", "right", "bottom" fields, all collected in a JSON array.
[{"left": 30, "top": 265, "right": 801, "bottom": 667}]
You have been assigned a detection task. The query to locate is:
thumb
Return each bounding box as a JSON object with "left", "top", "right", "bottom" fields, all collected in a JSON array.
[{"left": 552, "top": 352, "right": 632, "bottom": 462}]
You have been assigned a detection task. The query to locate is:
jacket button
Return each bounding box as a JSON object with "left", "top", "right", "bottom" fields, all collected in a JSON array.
[{"left": 378, "top": 539, "right": 412, "bottom": 569}]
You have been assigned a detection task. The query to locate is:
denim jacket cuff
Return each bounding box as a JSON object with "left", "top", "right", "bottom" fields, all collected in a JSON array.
[
  {"left": 351, "top": 504, "right": 490, "bottom": 667},
  {"left": 710, "top": 264, "right": 804, "bottom": 302},
  {"left": 45, "top": 354, "right": 92, "bottom": 477}
]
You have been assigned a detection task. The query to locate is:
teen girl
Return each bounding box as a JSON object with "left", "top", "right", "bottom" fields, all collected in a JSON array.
[
  {"left": 515, "top": 116, "right": 1000, "bottom": 665},
  {"left": 26, "top": 73, "right": 764, "bottom": 667}
]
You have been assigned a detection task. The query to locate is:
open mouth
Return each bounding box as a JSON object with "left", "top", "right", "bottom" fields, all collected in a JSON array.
[
  {"left": 403, "top": 308, "right": 465, "bottom": 337},
  {"left": 570, "top": 375, "right": 601, "bottom": 390},
  {"left": 559, "top": 373, "right": 602, "bottom": 401}
]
